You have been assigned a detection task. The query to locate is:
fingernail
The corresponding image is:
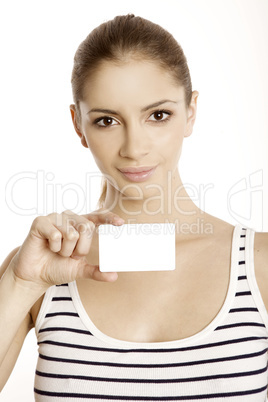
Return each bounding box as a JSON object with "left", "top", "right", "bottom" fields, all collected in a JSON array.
[
  {"left": 114, "top": 217, "right": 124, "bottom": 224},
  {"left": 71, "top": 255, "right": 83, "bottom": 260},
  {"left": 107, "top": 272, "right": 118, "bottom": 281}
]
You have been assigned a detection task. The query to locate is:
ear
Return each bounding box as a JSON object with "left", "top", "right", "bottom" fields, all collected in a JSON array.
[
  {"left": 184, "top": 90, "right": 199, "bottom": 138},
  {"left": 69, "top": 104, "right": 89, "bottom": 148}
]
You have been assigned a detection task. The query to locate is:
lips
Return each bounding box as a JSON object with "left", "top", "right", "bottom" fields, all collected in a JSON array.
[
  {"left": 118, "top": 165, "right": 158, "bottom": 182},
  {"left": 118, "top": 166, "right": 157, "bottom": 173}
]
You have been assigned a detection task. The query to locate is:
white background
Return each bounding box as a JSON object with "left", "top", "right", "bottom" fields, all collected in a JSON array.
[{"left": 0, "top": 0, "right": 267, "bottom": 400}]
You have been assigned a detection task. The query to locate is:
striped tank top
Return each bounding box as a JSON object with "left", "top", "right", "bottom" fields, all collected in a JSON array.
[{"left": 34, "top": 224, "right": 268, "bottom": 401}]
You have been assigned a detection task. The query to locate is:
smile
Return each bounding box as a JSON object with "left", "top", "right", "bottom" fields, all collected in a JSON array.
[{"left": 118, "top": 166, "right": 158, "bottom": 182}]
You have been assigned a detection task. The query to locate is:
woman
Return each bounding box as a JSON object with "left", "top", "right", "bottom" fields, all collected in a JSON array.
[{"left": 1, "top": 13, "right": 268, "bottom": 401}]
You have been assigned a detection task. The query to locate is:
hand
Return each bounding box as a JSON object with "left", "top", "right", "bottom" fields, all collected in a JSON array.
[{"left": 10, "top": 209, "right": 124, "bottom": 291}]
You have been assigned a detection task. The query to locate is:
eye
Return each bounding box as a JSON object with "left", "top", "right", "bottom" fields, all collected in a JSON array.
[
  {"left": 148, "top": 110, "right": 172, "bottom": 123},
  {"left": 93, "top": 116, "right": 119, "bottom": 127}
]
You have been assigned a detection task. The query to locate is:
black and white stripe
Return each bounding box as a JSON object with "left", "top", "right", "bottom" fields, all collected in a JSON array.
[{"left": 34, "top": 225, "right": 268, "bottom": 401}]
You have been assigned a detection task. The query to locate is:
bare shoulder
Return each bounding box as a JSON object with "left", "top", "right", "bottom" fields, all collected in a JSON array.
[
  {"left": 254, "top": 231, "right": 268, "bottom": 268},
  {"left": 254, "top": 231, "right": 268, "bottom": 309}
]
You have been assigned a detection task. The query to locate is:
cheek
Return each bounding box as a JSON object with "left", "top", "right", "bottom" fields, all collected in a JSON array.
[
  {"left": 87, "top": 139, "right": 115, "bottom": 171},
  {"left": 160, "top": 126, "right": 184, "bottom": 156}
]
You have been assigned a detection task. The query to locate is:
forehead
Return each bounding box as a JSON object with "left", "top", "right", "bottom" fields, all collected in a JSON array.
[{"left": 81, "top": 60, "right": 184, "bottom": 107}]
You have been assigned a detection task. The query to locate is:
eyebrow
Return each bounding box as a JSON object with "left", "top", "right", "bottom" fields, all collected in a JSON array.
[{"left": 87, "top": 99, "right": 181, "bottom": 115}]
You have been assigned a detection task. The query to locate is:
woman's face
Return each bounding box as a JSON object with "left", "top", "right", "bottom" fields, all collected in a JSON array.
[{"left": 73, "top": 59, "right": 198, "bottom": 200}]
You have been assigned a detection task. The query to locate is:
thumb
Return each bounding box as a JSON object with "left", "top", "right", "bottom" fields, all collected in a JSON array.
[{"left": 76, "top": 258, "right": 118, "bottom": 282}]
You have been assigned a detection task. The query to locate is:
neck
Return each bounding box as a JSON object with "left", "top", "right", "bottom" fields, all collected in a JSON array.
[{"left": 102, "top": 168, "right": 213, "bottom": 237}]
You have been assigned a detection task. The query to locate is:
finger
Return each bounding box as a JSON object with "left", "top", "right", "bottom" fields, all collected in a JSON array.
[
  {"left": 83, "top": 209, "right": 125, "bottom": 227},
  {"left": 49, "top": 212, "right": 80, "bottom": 258},
  {"left": 30, "top": 216, "right": 62, "bottom": 253},
  {"left": 59, "top": 225, "right": 80, "bottom": 258},
  {"left": 76, "top": 259, "right": 118, "bottom": 282},
  {"left": 71, "top": 220, "right": 95, "bottom": 258}
]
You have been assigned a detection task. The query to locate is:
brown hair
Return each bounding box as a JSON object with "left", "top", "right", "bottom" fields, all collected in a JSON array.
[{"left": 71, "top": 14, "right": 193, "bottom": 209}]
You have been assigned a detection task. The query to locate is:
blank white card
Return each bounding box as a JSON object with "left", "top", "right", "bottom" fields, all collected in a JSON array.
[{"left": 98, "top": 223, "right": 176, "bottom": 272}]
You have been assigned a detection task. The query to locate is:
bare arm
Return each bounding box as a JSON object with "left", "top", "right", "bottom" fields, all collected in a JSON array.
[
  {"left": 0, "top": 247, "right": 40, "bottom": 390},
  {"left": 0, "top": 209, "right": 123, "bottom": 390}
]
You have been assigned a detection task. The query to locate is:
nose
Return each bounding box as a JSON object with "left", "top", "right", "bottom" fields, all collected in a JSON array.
[{"left": 119, "top": 123, "right": 150, "bottom": 160}]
